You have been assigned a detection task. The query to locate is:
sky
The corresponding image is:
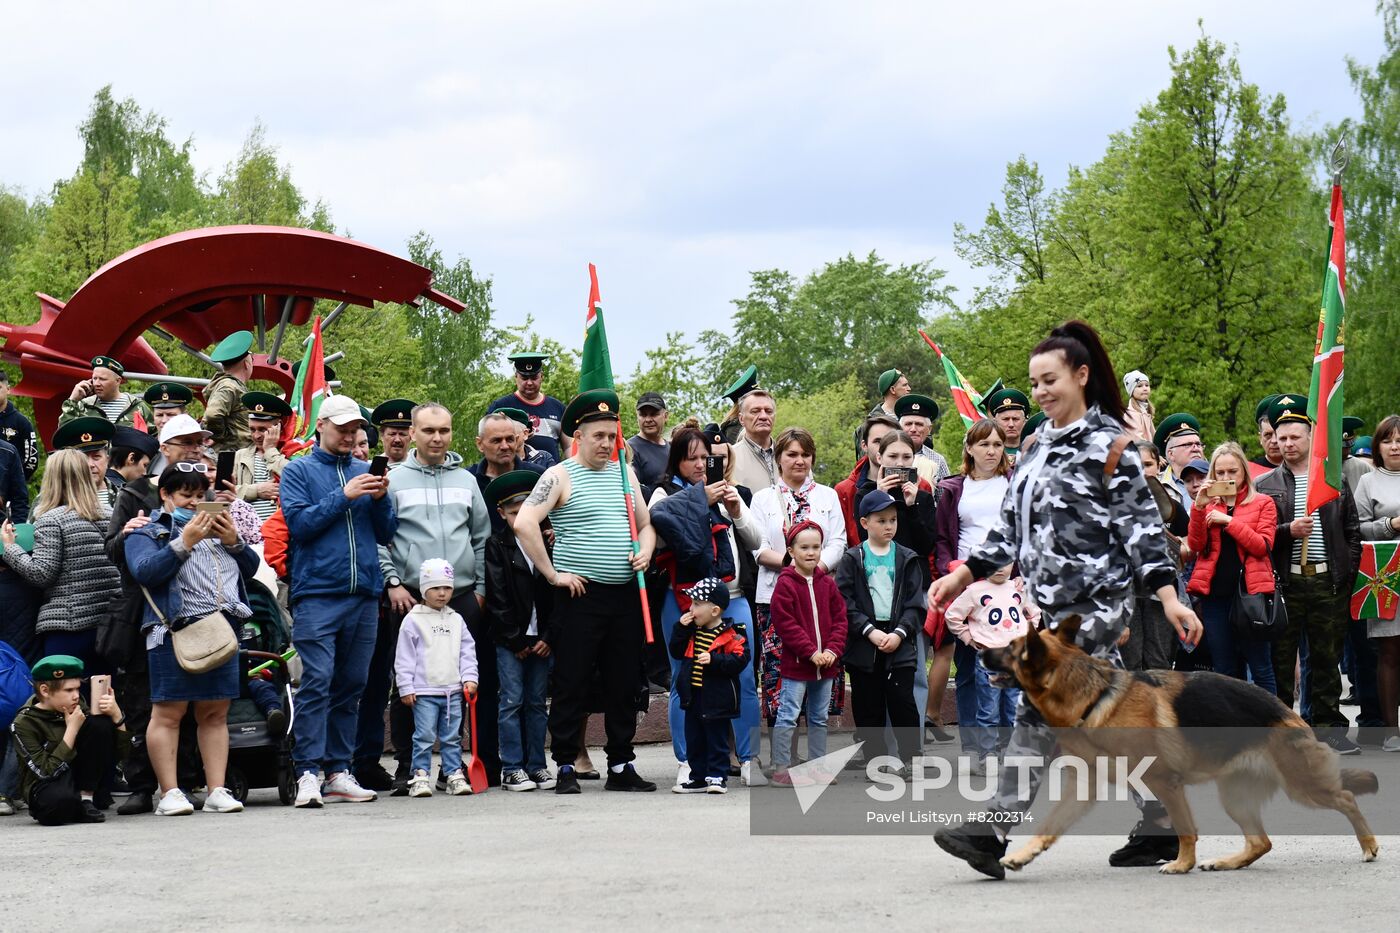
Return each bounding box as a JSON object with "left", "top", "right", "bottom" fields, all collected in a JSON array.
[{"left": 0, "top": 1, "right": 1386, "bottom": 374}]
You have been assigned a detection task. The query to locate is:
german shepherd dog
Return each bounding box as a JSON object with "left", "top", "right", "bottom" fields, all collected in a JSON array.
[{"left": 979, "top": 616, "right": 1380, "bottom": 874}]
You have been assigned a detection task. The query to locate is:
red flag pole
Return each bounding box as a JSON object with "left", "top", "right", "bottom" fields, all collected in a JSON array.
[{"left": 615, "top": 420, "right": 655, "bottom": 644}]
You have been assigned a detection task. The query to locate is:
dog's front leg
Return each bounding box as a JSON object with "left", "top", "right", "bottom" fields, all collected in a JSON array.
[
  {"left": 1001, "top": 796, "right": 1096, "bottom": 871},
  {"left": 1154, "top": 784, "right": 1198, "bottom": 874}
]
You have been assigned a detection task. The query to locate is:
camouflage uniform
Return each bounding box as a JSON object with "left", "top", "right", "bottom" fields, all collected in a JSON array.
[
  {"left": 202, "top": 371, "right": 249, "bottom": 452},
  {"left": 57, "top": 393, "right": 153, "bottom": 431},
  {"left": 964, "top": 405, "right": 1178, "bottom": 818}
]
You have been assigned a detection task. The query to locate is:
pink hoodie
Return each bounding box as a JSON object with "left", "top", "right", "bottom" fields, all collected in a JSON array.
[{"left": 944, "top": 577, "right": 1040, "bottom": 649}]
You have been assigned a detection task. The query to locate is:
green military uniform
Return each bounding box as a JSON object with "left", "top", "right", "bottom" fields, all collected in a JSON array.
[
  {"left": 58, "top": 355, "right": 153, "bottom": 431},
  {"left": 203, "top": 332, "right": 254, "bottom": 452},
  {"left": 143, "top": 382, "right": 193, "bottom": 412}
]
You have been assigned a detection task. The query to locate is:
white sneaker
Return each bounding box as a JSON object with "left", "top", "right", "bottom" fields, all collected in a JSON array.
[
  {"left": 677, "top": 762, "right": 691, "bottom": 787},
  {"left": 155, "top": 788, "right": 195, "bottom": 816},
  {"left": 323, "top": 771, "right": 377, "bottom": 803},
  {"left": 294, "top": 772, "right": 323, "bottom": 808},
  {"left": 740, "top": 760, "right": 768, "bottom": 786},
  {"left": 203, "top": 786, "right": 244, "bottom": 813},
  {"left": 1382, "top": 736, "right": 1400, "bottom": 753},
  {"left": 408, "top": 770, "right": 433, "bottom": 798},
  {"left": 446, "top": 770, "right": 472, "bottom": 796}
]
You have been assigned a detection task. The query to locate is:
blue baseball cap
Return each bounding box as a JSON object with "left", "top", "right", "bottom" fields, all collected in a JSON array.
[
  {"left": 858, "top": 489, "right": 899, "bottom": 518},
  {"left": 1181, "top": 458, "right": 1211, "bottom": 479}
]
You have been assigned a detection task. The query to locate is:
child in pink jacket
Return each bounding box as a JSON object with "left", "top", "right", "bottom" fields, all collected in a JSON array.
[
  {"left": 768, "top": 521, "right": 848, "bottom": 784},
  {"left": 944, "top": 563, "right": 1039, "bottom": 769}
]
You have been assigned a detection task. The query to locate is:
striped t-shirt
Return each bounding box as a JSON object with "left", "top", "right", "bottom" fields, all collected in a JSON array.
[
  {"left": 98, "top": 395, "right": 132, "bottom": 423},
  {"left": 1291, "top": 470, "right": 1328, "bottom": 565},
  {"left": 550, "top": 458, "right": 635, "bottom": 584},
  {"left": 250, "top": 454, "right": 277, "bottom": 522},
  {"left": 690, "top": 627, "right": 718, "bottom": 687}
]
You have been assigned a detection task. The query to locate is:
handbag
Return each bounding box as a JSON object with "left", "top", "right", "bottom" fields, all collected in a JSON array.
[
  {"left": 94, "top": 590, "right": 144, "bottom": 670},
  {"left": 139, "top": 543, "right": 239, "bottom": 674},
  {"left": 1230, "top": 571, "right": 1288, "bottom": 642}
]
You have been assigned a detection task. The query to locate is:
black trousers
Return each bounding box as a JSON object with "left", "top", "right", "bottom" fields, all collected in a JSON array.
[
  {"left": 548, "top": 583, "right": 644, "bottom": 767},
  {"left": 849, "top": 660, "right": 920, "bottom": 763},
  {"left": 29, "top": 717, "right": 117, "bottom": 826},
  {"left": 683, "top": 688, "right": 732, "bottom": 781}
]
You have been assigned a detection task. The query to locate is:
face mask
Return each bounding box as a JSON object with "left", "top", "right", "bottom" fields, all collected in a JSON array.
[{"left": 171, "top": 506, "right": 196, "bottom": 524}]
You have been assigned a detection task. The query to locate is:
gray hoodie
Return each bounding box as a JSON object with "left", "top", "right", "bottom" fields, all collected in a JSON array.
[{"left": 378, "top": 449, "right": 492, "bottom": 592}]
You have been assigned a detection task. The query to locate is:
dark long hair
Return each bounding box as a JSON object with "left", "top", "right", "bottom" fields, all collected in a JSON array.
[
  {"left": 1031, "top": 320, "right": 1125, "bottom": 423},
  {"left": 660, "top": 425, "right": 709, "bottom": 487}
]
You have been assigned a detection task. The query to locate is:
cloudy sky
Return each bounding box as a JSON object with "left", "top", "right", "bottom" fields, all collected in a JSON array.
[{"left": 0, "top": 1, "right": 1384, "bottom": 372}]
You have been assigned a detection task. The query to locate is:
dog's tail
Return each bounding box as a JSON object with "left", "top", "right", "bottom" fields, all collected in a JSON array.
[{"left": 1341, "top": 769, "right": 1379, "bottom": 796}]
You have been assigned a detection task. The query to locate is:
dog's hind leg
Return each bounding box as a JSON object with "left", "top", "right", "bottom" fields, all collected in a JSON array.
[
  {"left": 1199, "top": 773, "right": 1272, "bottom": 871},
  {"left": 1153, "top": 784, "right": 1197, "bottom": 874},
  {"left": 1277, "top": 740, "right": 1380, "bottom": 862},
  {"left": 1000, "top": 795, "right": 1096, "bottom": 872}
]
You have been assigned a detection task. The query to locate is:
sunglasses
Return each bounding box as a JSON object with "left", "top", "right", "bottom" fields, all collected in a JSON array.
[{"left": 172, "top": 461, "right": 210, "bottom": 474}]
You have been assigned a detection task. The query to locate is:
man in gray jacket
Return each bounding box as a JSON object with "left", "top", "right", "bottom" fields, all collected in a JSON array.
[{"left": 354, "top": 402, "right": 496, "bottom": 791}]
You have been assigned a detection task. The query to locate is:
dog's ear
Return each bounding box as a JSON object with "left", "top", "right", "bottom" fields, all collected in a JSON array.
[
  {"left": 1021, "top": 623, "right": 1046, "bottom": 668},
  {"left": 1055, "top": 614, "right": 1083, "bottom": 645}
]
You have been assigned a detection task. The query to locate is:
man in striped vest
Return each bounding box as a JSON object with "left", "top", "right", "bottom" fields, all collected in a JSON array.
[
  {"left": 234, "top": 391, "right": 290, "bottom": 525},
  {"left": 514, "top": 388, "right": 658, "bottom": 795}
]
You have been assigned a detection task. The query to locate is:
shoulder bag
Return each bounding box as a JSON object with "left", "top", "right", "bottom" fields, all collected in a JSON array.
[
  {"left": 1230, "top": 570, "right": 1288, "bottom": 642},
  {"left": 139, "top": 544, "right": 238, "bottom": 673}
]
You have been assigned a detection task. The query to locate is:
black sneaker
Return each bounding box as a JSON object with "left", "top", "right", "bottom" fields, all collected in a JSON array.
[
  {"left": 435, "top": 768, "right": 448, "bottom": 792},
  {"left": 1108, "top": 819, "right": 1179, "bottom": 867},
  {"left": 1324, "top": 733, "right": 1362, "bottom": 756},
  {"left": 353, "top": 760, "right": 395, "bottom": 792},
  {"left": 672, "top": 778, "right": 708, "bottom": 794},
  {"left": 77, "top": 799, "right": 106, "bottom": 823},
  {"left": 604, "top": 763, "right": 657, "bottom": 792},
  {"left": 117, "top": 791, "right": 153, "bottom": 815},
  {"left": 266, "top": 708, "right": 288, "bottom": 739},
  {"left": 390, "top": 763, "right": 411, "bottom": 798},
  {"left": 555, "top": 766, "right": 581, "bottom": 795},
  {"left": 934, "top": 822, "right": 1007, "bottom": 879}
]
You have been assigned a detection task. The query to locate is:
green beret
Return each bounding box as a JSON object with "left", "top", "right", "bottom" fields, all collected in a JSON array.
[
  {"left": 1024, "top": 411, "right": 1047, "bottom": 437},
  {"left": 495, "top": 407, "right": 532, "bottom": 431},
  {"left": 877, "top": 369, "right": 903, "bottom": 396},
  {"left": 508, "top": 352, "right": 549, "bottom": 376},
  {"left": 1353, "top": 435, "right": 1374, "bottom": 457},
  {"left": 209, "top": 330, "right": 254, "bottom": 365},
  {"left": 484, "top": 469, "right": 540, "bottom": 508},
  {"left": 894, "top": 393, "right": 940, "bottom": 422},
  {"left": 1342, "top": 416, "right": 1365, "bottom": 442},
  {"left": 31, "top": 655, "right": 85, "bottom": 682},
  {"left": 371, "top": 399, "right": 417, "bottom": 428},
  {"left": 143, "top": 382, "right": 193, "bottom": 408},
  {"left": 561, "top": 388, "right": 621, "bottom": 437},
  {"left": 1267, "top": 394, "right": 1312, "bottom": 429},
  {"left": 1153, "top": 412, "right": 1202, "bottom": 452},
  {"left": 984, "top": 388, "right": 1030, "bottom": 416},
  {"left": 53, "top": 416, "right": 114, "bottom": 452},
  {"left": 90, "top": 355, "right": 124, "bottom": 377},
  {"left": 721, "top": 365, "right": 761, "bottom": 405},
  {"left": 243, "top": 391, "right": 293, "bottom": 421},
  {"left": 1254, "top": 394, "right": 1282, "bottom": 425}
]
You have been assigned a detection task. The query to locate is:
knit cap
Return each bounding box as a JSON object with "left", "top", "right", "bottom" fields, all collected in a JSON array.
[{"left": 419, "top": 558, "right": 455, "bottom": 592}]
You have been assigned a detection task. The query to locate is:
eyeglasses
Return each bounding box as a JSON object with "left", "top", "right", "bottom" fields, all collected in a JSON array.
[
  {"left": 1168, "top": 441, "right": 1204, "bottom": 452},
  {"left": 164, "top": 440, "right": 200, "bottom": 449},
  {"left": 172, "top": 461, "right": 209, "bottom": 474}
]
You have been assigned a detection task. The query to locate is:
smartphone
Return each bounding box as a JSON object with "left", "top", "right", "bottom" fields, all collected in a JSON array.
[
  {"left": 705, "top": 456, "right": 725, "bottom": 485},
  {"left": 89, "top": 674, "right": 111, "bottom": 701},
  {"left": 883, "top": 466, "right": 915, "bottom": 485},
  {"left": 369, "top": 455, "right": 389, "bottom": 478},
  {"left": 1206, "top": 479, "right": 1237, "bottom": 498},
  {"left": 215, "top": 450, "right": 235, "bottom": 492},
  {"left": 194, "top": 500, "right": 229, "bottom": 514}
]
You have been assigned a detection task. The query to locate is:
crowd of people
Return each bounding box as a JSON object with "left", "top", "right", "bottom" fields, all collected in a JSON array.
[{"left": 0, "top": 323, "right": 1397, "bottom": 862}]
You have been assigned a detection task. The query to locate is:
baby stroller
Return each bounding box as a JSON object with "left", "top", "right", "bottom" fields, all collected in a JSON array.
[{"left": 225, "top": 579, "right": 300, "bottom": 805}]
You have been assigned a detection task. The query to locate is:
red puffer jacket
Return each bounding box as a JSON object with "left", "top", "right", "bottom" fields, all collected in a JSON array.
[{"left": 1186, "top": 493, "right": 1278, "bottom": 596}]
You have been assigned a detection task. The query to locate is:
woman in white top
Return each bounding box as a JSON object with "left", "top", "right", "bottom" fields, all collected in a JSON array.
[
  {"left": 929, "top": 419, "right": 1011, "bottom": 746},
  {"left": 750, "top": 427, "right": 847, "bottom": 725}
]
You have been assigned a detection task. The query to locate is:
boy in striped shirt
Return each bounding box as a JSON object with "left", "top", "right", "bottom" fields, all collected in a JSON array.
[{"left": 668, "top": 578, "right": 751, "bottom": 794}]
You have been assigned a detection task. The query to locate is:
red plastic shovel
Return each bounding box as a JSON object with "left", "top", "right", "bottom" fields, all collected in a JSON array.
[{"left": 465, "top": 690, "right": 489, "bottom": 795}]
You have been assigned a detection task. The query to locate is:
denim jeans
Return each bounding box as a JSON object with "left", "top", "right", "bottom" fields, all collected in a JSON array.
[
  {"left": 291, "top": 594, "right": 378, "bottom": 776},
  {"left": 496, "top": 645, "right": 550, "bottom": 774},
  {"left": 661, "top": 590, "right": 760, "bottom": 764},
  {"left": 953, "top": 640, "right": 980, "bottom": 754},
  {"left": 1199, "top": 594, "right": 1277, "bottom": 695},
  {"left": 771, "top": 677, "right": 834, "bottom": 770},
  {"left": 411, "top": 693, "right": 463, "bottom": 775},
  {"left": 971, "top": 654, "right": 1021, "bottom": 760}
]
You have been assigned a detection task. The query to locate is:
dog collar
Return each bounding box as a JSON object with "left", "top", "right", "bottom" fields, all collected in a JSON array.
[{"left": 1070, "top": 678, "right": 1118, "bottom": 727}]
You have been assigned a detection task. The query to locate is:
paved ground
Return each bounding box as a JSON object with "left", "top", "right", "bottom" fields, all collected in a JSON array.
[{"left": 1, "top": 744, "right": 1393, "bottom": 932}]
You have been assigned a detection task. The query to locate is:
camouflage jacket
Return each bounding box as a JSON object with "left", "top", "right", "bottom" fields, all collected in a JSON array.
[
  {"left": 202, "top": 372, "right": 249, "bottom": 452},
  {"left": 58, "top": 393, "right": 153, "bottom": 431},
  {"left": 966, "top": 405, "right": 1177, "bottom": 619}
]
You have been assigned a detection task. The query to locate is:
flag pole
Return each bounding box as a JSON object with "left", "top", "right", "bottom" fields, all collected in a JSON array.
[{"left": 615, "top": 432, "right": 655, "bottom": 644}]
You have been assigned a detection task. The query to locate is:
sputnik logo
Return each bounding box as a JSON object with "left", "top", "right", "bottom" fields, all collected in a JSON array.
[{"left": 789, "top": 742, "right": 865, "bottom": 815}]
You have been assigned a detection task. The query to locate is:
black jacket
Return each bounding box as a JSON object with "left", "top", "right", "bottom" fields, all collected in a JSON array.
[
  {"left": 835, "top": 542, "right": 926, "bottom": 672},
  {"left": 0, "top": 401, "right": 38, "bottom": 479},
  {"left": 668, "top": 618, "right": 749, "bottom": 720},
  {"left": 0, "top": 438, "right": 28, "bottom": 523},
  {"left": 1255, "top": 466, "right": 1362, "bottom": 593},
  {"left": 484, "top": 527, "right": 554, "bottom": 653},
  {"left": 851, "top": 471, "right": 937, "bottom": 584}
]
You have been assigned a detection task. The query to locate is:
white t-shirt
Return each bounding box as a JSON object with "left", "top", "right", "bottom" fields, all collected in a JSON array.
[{"left": 958, "top": 475, "right": 1010, "bottom": 560}]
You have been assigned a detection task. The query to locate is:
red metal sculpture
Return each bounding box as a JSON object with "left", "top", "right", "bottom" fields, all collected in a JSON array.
[{"left": 0, "top": 225, "right": 465, "bottom": 440}]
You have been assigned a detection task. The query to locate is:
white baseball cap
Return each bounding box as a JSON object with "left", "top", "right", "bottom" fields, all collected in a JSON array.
[
  {"left": 317, "top": 394, "right": 365, "bottom": 427},
  {"left": 158, "top": 413, "right": 213, "bottom": 444}
]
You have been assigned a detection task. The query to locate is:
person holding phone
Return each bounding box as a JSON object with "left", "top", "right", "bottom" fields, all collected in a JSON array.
[
  {"left": 125, "top": 462, "right": 261, "bottom": 816},
  {"left": 1185, "top": 441, "right": 1278, "bottom": 692},
  {"left": 234, "top": 392, "right": 291, "bottom": 524},
  {"left": 648, "top": 423, "right": 764, "bottom": 787},
  {"left": 57, "top": 355, "right": 152, "bottom": 431}
]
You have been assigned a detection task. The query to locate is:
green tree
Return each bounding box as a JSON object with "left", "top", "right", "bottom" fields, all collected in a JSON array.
[
  {"left": 211, "top": 123, "right": 330, "bottom": 230},
  {"left": 772, "top": 373, "right": 866, "bottom": 485},
  {"left": 619, "top": 331, "right": 715, "bottom": 428},
  {"left": 78, "top": 85, "right": 204, "bottom": 225}
]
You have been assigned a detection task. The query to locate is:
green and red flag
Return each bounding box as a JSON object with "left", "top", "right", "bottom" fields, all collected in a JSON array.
[
  {"left": 1352, "top": 542, "right": 1400, "bottom": 621},
  {"left": 284, "top": 315, "right": 328, "bottom": 454},
  {"left": 919, "top": 330, "right": 988, "bottom": 428},
  {"left": 579, "top": 263, "right": 614, "bottom": 393},
  {"left": 1306, "top": 183, "right": 1347, "bottom": 515}
]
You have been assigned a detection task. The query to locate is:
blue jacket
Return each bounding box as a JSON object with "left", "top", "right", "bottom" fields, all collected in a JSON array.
[
  {"left": 649, "top": 479, "right": 736, "bottom": 585},
  {"left": 280, "top": 445, "right": 398, "bottom": 601},
  {"left": 124, "top": 511, "right": 261, "bottom": 629}
]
